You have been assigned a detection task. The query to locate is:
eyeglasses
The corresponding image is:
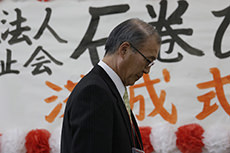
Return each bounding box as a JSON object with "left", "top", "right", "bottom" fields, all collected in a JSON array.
[{"left": 129, "top": 42, "right": 155, "bottom": 67}]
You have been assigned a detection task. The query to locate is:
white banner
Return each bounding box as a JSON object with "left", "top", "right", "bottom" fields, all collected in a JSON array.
[{"left": 0, "top": 0, "right": 230, "bottom": 132}]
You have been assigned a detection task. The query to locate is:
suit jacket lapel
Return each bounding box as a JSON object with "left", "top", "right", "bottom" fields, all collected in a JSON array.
[{"left": 92, "top": 65, "right": 133, "bottom": 146}]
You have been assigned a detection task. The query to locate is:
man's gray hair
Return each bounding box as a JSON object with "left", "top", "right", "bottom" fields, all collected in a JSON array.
[{"left": 104, "top": 18, "right": 161, "bottom": 55}]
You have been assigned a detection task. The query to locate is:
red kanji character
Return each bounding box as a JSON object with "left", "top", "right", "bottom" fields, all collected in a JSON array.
[
  {"left": 129, "top": 69, "right": 177, "bottom": 124},
  {"left": 44, "top": 75, "right": 84, "bottom": 123},
  {"left": 196, "top": 67, "right": 230, "bottom": 119}
]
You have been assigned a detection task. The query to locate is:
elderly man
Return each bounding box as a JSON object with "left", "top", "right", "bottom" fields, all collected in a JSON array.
[{"left": 61, "top": 18, "right": 161, "bottom": 153}]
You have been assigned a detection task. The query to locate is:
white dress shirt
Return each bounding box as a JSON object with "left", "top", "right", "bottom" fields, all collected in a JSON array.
[{"left": 98, "top": 60, "right": 125, "bottom": 99}]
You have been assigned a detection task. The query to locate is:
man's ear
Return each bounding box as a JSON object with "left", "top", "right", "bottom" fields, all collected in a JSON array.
[{"left": 118, "top": 42, "right": 130, "bottom": 58}]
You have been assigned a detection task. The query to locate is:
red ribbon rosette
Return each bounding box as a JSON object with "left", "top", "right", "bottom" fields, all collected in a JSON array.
[
  {"left": 176, "top": 123, "right": 204, "bottom": 153},
  {"left": 25, "top": 129, "right": 51, "bottom": 153},
  {"left": 139, "top": 126, "right": 154, "bottom": 153}
]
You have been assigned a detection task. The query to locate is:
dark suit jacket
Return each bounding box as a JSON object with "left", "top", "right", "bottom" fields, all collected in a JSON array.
[{"left": 61, "top": 64, "right": 143, "bottom": 153}]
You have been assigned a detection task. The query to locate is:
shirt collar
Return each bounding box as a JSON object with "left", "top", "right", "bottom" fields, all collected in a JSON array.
[{"left": 98, "top": 60, "right": 125, "bottom": 99}]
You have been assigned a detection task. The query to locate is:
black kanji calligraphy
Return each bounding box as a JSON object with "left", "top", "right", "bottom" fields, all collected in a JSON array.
[
  {"left": 24, "top": 46, "right": 63, "bottom": 75},
  {"left": 70, "top": 4, "right": 129, "bottom": 66},
  {"left": 212, "top": 6, "right": 230, "bottom": 59},
  {"left": 34, "top": 8, "right": 67, "bottom": 43},
  {"left": 0, "top": 10, "right": 9, "bottom": 43},
  {"left": 147, "top": 0, "right": 204, "bottom": 62},
  {"left": 1, "top": 8, "right": 32, "bottom": 45},
  {"left": 0, "top": 49, "right": 19, "bottom": 76}
]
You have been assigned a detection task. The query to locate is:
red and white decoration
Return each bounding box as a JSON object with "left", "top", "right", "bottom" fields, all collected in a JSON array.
[
  {"left": 0, "top": 124, "right": 230, "bottom": 153},
  {"left": 0, "top": 0, "right": 230, "bottom": 153}
]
